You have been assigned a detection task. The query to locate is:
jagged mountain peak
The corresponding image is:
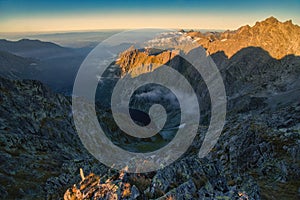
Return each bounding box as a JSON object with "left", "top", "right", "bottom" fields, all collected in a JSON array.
[
  {"left": 253, "top": 16, "right": 297, "bottom": 29},
  {"left": 261, "top": 16, "right": 279, "bottom": 24}
]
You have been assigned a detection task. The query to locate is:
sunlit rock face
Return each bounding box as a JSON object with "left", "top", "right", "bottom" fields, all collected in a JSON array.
[{"left": 186, "top": 17, "right": 300, "bottom": 59}]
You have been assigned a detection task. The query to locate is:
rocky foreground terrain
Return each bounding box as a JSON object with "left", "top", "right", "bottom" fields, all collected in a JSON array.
[{"left": 0, "top": 17, "right": 299, "bottom": 199}]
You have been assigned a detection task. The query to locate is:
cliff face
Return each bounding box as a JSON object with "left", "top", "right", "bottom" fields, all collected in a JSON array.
[{"left": 187, "top": 16, "right": 300, "bottom": 59}]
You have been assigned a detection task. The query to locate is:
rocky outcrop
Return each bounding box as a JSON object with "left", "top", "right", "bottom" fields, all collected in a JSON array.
[{"left": 64, "top": 168, "right": 141, "bottom": 200}]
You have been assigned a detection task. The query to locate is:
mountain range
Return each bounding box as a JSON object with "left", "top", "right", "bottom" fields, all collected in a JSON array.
[{"left": 0, "top": 17, "right": 299, "bottom": 199}]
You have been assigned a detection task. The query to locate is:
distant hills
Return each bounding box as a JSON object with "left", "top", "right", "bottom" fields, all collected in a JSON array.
[
  {"left": 0, "top": 39, "right": 90, "bottom": 94},
  {"left": 0, "top": 39, "right": 75, "bottom": 60}
]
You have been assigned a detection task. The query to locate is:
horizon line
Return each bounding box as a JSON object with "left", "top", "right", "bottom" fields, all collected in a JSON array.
[{"left": 0, "top": 28, "right": 229, "bottom": 35}]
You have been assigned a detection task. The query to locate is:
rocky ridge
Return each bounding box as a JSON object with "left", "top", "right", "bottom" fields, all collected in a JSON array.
[
  {"left": 186, "top": 16, "right": 300, "bottom": 59},
  {"left": 115, "top": 17, "right": 300, "bottom": 79}
]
